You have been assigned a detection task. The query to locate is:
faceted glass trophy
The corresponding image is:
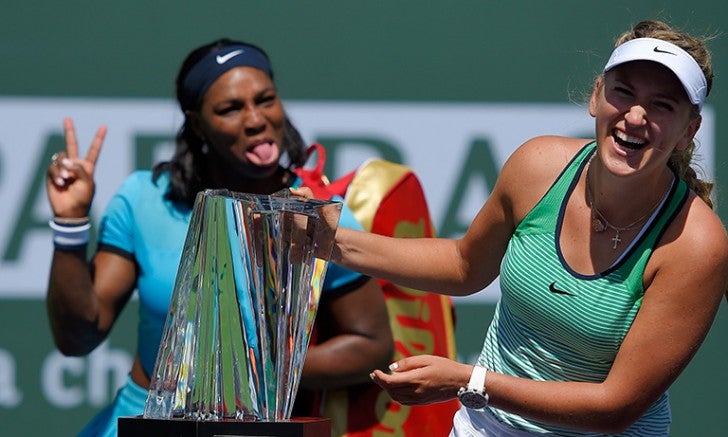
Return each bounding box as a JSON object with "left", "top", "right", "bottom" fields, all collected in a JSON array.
[{"left": 141, "top": 188, "right": 342, "bottom": 423}]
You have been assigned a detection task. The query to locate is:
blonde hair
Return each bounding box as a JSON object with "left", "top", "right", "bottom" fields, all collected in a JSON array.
[{"left": 614, "top": 20, "right": 715, "bottom": 208}]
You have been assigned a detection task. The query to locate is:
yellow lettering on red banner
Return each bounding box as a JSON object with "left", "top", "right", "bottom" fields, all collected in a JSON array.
[
  {"left": 305, "top": 160, "right": 459, "bottom": 436},
  {"left": 371, "top": 390, "right": 408, "bottom": 436}
]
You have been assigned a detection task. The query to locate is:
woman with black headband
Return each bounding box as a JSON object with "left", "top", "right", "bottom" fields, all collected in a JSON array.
[
  {"left": 295, "top": 20, "right": 728, "bottom": 435},
  {"left": 45, "top": 39, "right": 394, "bottom": 436}
]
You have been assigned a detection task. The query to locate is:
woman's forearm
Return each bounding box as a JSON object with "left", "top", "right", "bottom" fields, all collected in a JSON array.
[
  {"left": 332, "top": 227, "right": 491, "bottom": 296},
  {"left": 46, "top": 248, "right": 105, "bottom": 355},
  {"left": 301, "top": 333, "right": 393, "bottom": 389}
]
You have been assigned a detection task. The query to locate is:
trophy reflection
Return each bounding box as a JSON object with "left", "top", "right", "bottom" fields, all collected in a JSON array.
[{"left": 142, "top": 188, "right": 342, "bottom": 422}]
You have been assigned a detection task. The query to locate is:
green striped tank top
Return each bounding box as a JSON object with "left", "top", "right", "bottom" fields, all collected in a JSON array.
[{"left": 478, "top": 142, "right": 688, "bottom": 435}]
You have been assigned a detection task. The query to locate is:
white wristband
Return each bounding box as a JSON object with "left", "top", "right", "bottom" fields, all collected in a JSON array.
[
  {"left": 49, "top": 219, "right": 91, "bottom": 249},
  {"left": 468, "top": 365, "right": 487, "bottom": 393},
  {"left": 457, "top": 365, "right": 489, "bottom": 409}
]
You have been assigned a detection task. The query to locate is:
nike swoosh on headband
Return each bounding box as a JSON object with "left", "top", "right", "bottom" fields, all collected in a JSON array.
[
  {"left": 216, "top": 49, "right": 245, "bottom": 64},
  {"left": 548, "top": 282, "right": 576, "bottom": 296},
  {"left": 653, "top": 46, "right": 677, "bottom": 56}
]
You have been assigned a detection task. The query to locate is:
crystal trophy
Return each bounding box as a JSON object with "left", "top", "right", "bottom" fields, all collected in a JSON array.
[{"left": 140, "top": 188, "right": 342, "bottom": 423}]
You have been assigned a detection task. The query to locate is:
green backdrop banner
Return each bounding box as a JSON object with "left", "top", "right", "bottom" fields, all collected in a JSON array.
[{"left": 0, "top": 2, "right": 726, "bottom": 436}]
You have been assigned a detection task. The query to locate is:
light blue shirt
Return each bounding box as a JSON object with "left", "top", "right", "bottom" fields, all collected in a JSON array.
[{"left": 97, "top": 170, "right": 365, "bottom": 375}]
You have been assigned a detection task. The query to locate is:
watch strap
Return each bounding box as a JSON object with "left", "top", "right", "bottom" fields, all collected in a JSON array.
[{"left": 468, "top": 365, "right": 487, "bottom": 392}]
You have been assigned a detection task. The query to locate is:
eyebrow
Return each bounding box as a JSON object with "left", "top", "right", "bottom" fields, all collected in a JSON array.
[
  {"left": 211, "top": 86, "right": 277, "bottom": 106},
  {"left": 611, "top": 77, "right": 681, "bottom": 104}
]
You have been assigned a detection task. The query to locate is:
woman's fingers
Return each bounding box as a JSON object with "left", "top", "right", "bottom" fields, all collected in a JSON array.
[
  {"left": 63, "top": 117, "right": 107, "bottom": 165},
  {"left": 369, "top": 355, "right": 464, "bottom": 406},
  {"left": 289, "top": 187, "right": 314, "bottom": 199},
  {"left": 63, "top": 117, "right": 79, "bottom": 158},
  {"left": 49, "top": 118, "right": 103, "bottom": 190},
  {"left": 84, "top": 124, "right": 107, "bottom": 165},
  {"left": 48, "top": 152, "right": 72, "bottom": 187},
  {"left": 49, "top": 158, "right": 81, "bottom": 188}
]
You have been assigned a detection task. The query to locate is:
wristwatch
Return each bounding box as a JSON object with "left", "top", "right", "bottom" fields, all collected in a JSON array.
[{"left": 457, "top": 365, "right": 488, "bottom": 409}]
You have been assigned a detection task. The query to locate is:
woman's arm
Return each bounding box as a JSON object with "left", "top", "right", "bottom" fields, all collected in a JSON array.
[
  {"left": 331, "top": 229, "right": 489, "bottom": 296},
  {"left": 47, "top": 250, "right": 137, "bottom": 355},
  {"left": 372, "top": 194, "right": 728, "bottom": 433},
  {"left": 300, "top": 277, "right": 393, "bottom": 389},
  {"left": 45, "top": 118, "right": 137, "bottom": 355},
  {"left": 328, "top": 152, "right": 518, "bottom": 296},
  {"left": 329, "top": 136, "right": 579, "bottom": 296}
]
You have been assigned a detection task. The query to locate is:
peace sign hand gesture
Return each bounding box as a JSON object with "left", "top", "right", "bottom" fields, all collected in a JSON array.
[{"left": 46, "top": 117, "right": 107, "bottom": 218}]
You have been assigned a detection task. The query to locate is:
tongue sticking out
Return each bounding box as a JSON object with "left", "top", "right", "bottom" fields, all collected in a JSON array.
[{"left": 248, "top": 142, "right": 277, "bottom": 164}]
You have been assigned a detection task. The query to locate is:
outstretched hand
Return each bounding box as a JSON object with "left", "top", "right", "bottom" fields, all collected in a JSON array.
[
  {"left": 289, "top": 186, "right": 342, "bottom": 260},
  {"left": 289, "top": 186, "right": 314, "bottom": 200},
  {"left": 46, "top": 117, "right": 107, "bottom": 218},
  {"left": 370, "top": 355, "right": 470, "bottom": 406}
]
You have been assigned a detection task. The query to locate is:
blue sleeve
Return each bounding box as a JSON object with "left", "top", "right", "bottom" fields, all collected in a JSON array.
[
  {"left": 321, "top": 195, "right": 369, "bottom": 294},
  {"left": 96, "top": 173, "right": 145, "bottom": 257}
]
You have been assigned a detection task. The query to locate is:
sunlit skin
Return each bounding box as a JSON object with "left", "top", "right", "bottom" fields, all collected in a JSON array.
[
  {"left": 316, "top": 58, "right": 728, "bottom": 433},
  {"left": 586, "top": 60, "right": 701, "bottom": 227},
  {"left": 189, "top": 66, "right": 287, "bottom": 193},
  {"left": 45, "top": 62, "right": 393, "bottom": 404}
]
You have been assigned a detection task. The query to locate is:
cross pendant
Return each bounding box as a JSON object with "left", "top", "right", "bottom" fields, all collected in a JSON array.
[{"left": 611, "top": 232, "right": 621, "bottom": 249}]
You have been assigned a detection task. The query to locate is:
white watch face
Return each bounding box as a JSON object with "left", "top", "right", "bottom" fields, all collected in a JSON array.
[{"left": 459, "top": 391, "right": 488, "bottom": 409}]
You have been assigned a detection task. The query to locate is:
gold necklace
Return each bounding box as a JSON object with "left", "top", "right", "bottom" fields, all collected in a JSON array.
[{"left": 585, "top": 157, "right": 671, "bottom": 250}]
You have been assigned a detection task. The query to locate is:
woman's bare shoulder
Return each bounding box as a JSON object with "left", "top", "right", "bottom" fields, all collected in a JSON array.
[
  {"left": 673, "top": 194, "right": 728, "bottom": 263},
  {"left": 489, "top": 136, "right": 592, "bottom": 221},
  {"left": 500, "top": 135, "right": 592, "bottom": 185},
  {"left": 652, "top": 192, "right": 728, "bottom": 300}
]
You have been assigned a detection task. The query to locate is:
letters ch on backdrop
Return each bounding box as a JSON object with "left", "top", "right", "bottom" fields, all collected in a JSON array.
[{"left": 0, "top": 100, "right": 715, "bottom": 427}]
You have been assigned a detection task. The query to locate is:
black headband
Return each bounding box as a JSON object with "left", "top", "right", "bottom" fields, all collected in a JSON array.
[{"left": 181, "top": 44, "right": 273, "bottom": 109}]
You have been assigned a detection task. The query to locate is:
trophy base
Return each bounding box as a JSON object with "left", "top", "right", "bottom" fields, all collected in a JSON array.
[{"left": 118, "top": 416, "right": 331, "bottom": 437}]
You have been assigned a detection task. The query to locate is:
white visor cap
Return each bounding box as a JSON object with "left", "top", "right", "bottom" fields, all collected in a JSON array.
[{"left": 604, "top": 37, "right": 707, "bottom": 110}]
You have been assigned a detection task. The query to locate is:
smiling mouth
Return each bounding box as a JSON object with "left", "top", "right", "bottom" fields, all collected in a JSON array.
[{"left": 613, "top": 129, "right": 647, "bottom": 150}]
